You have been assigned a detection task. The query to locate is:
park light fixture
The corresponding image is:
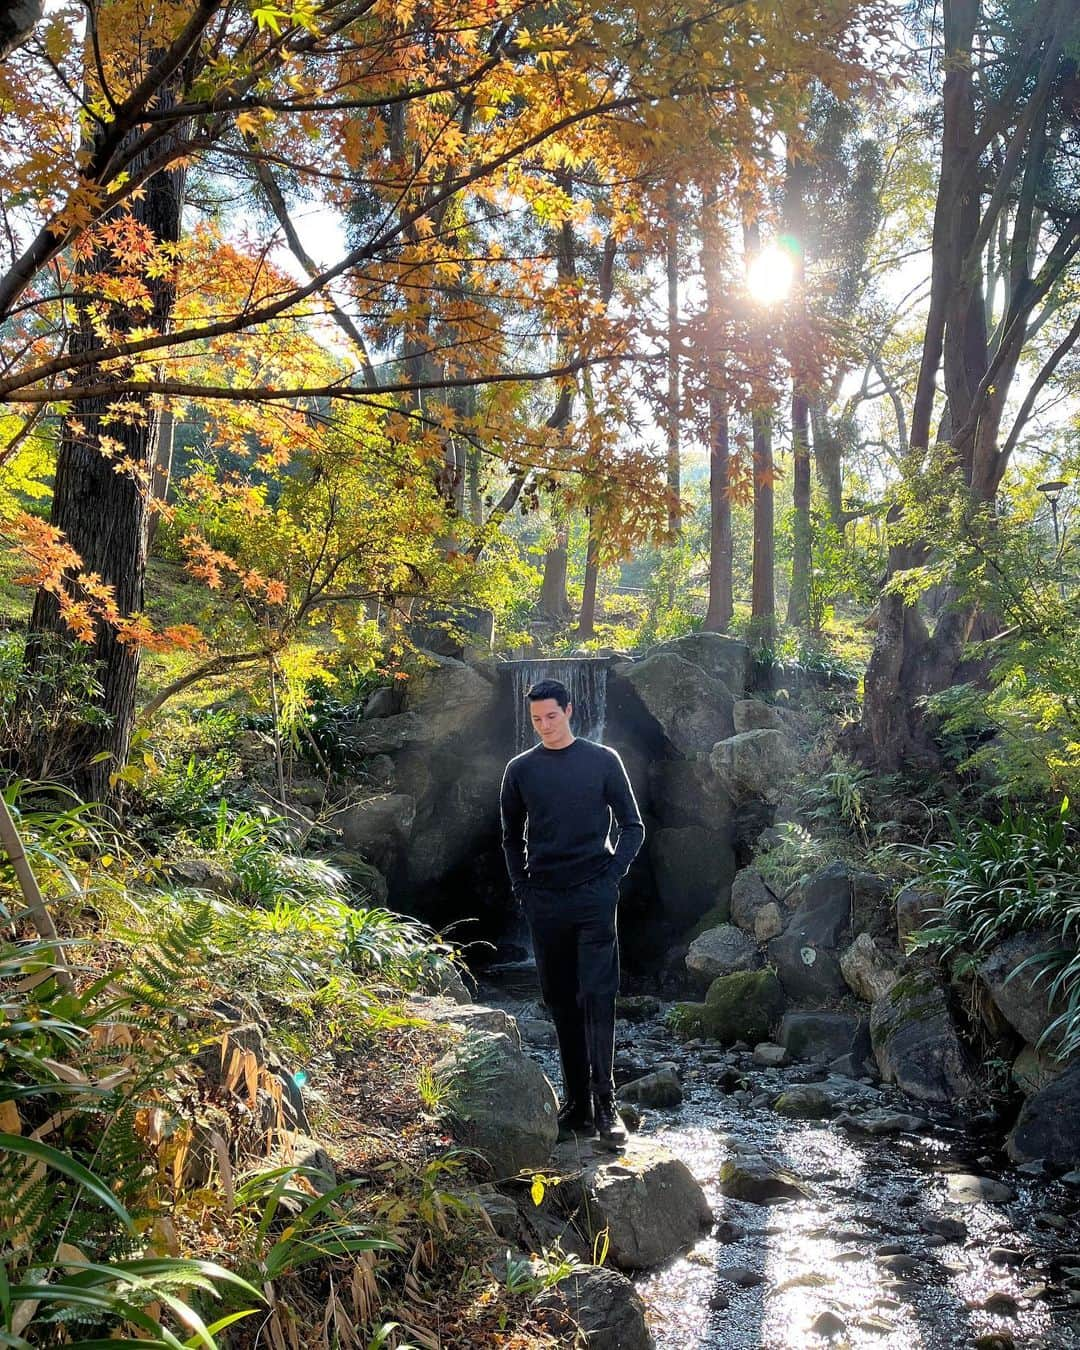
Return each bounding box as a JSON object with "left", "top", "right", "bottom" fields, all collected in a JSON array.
[{"left": 1036, "top": 478, "right": 1069, "bottom": 546}]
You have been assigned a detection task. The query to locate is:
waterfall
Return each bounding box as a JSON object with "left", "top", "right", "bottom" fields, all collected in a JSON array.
[{"left": 508, "top": 658, "right": 609, "bottom": 752}]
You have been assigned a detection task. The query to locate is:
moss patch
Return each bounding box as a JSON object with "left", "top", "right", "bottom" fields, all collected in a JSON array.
[
  {"left": 687, "top": 904, "right": 730, "bottom": 942},
  {"left": 670, "top": 969, "right": 784, "bottom": 1044}
]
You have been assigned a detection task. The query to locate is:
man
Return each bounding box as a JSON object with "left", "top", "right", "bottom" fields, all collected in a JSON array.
[{"left": 499, "top": 677, "right": 645, "bottom": 1146}]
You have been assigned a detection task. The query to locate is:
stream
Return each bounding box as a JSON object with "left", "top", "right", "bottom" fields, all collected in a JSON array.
[{"left": 478, "top": 967, "right": 1080, "bottom": 1350}]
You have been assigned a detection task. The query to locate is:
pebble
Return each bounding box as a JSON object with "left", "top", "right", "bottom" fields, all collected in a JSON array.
[
  {"left": 921, "top": 1216, "right": 967, "bottom": 1242},
  {"left": 988, "top": 1246, "right": 1023, "bottom": 1266},
  {"left": 708, "top": 1290, "right": 730, "bottom": 1311},
  {"left": 811, "top": 1310, "right": 846, "bottom": 1338},
  {"left": 981, "top": 1291, "right": 1020, "bottom": 1316},
  {"left": 877, "top": 1253, "right": 922, "bottom": 1275},
  {"left": 946, "top": 1173, "right": 1016, "bottom": 1204},
  {"left": 713, "top": 1219, "right": 745, "bottom": 1244},
  {"left": 716, "top": 1264, "right": 765, "bottom": 1287}
]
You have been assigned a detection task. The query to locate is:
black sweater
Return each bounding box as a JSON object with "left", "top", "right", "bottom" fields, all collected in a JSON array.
[{"left": 499, "top": 737, "right": 645, "bottom": 893}]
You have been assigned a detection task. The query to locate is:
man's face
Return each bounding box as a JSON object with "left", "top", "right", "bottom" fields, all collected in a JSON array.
[{"left": 529, "top": 696, "right": 574, "bottom": 748}]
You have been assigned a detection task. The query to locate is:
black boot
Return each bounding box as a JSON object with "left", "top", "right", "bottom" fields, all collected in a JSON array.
[
  {"left": 557, "top": 1096, "right": 596, "bottom": 1141},
  {"left": 592, "top": 1090, "right": 627, "bottom": 1149}
]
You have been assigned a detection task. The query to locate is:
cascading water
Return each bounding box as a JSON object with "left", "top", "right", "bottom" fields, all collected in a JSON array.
[{"left": 508, "top": 658, "right": 609, "bottom": 752}]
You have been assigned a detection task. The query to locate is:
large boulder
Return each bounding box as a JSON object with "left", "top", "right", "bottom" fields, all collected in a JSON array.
[
  {"left": 732, "top": 699, "right": 784, "bottom": 733},
  {"left": 717, "top": 1154, "right": 806, "bottom": 1203},
  {"left": 341, "top": 712, "right": 430, "bottom": 755},
  {"left": 550, "top": 1137, "right": 712, "bottom": 1270},
  {"left": 650, "top": 826, "right": 736, "bottom": 930},
  {"left": 334, "top": 793, "right": 416, "bottom": 875},
  {"left": 1007, "top": 1062, "right": 1080, "bottom": 1166},
  {"left": 869, "top": 971, "right": 979, "bottom": 1105},
  {"left": 685, "top": 924, "right": 761, "bottom": 981},
  {"left": 402, "top": 651, "right": 499, "bottom": 745},
  {"left": 435, "top": 1029, "right": 558, "bottom": 1176},
  {"left": 672, "top": 968, "right": 784, "bottom": 1044},
  {"left": 766, "top": 862, "right": 854, "bottom": 1003},
  {"left": 779, "top": 1011, "right": 871, "bottom": 1065},
  {"left": 709, "top": 730, "right": 796, "bottom": 805},
  {"left": 408, "top": 996, "right": 522, "bottom": 1046},
  {"left": 648, "top": 632, "right": 752, "bottom": 698},
  {"left": 534, "top": 1266, "right": 655, "bottom": 1350},
  {"left": 730, "top": 869, "right": 785, "bottom": 942},
  {"left": 648, "top": 758, "right": 733, "bottom": 833},
  {"left": 621, "top": 653, "right": 735, "bottom": 756},
  {"left": 1012, "top": 1043, "right": 1066, "bottom": 1096},
  {"left": 841, "top": 933, "right": 900, "bottom": 1004},
  {"left": 979, "top": 930, "right": 1074, "bottom": 1053},
  {"left": 402, "top": 751, "right": 505, "bottom": 889}
]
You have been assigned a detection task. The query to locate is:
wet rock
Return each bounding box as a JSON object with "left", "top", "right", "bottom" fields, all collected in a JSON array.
[
  {"left": 732, "top": 699, "right": 784, "bottom": 733},
  {"left": 617, "top": 995, "right": 661, "bottom": 1022},
  {"left": 709, "top": 729, "right": 796, "bottom": 806},
  {"left": 978, "top": 1298, "right": 1018, "bottom": 1322},
  {"left": 717, "top": 1154, "right": 807, "bottom": 1203},
  {"left": 921, "top": 1215, "right": 967, "bottom": 1241},
  {"left": 521, "top": 1019, "right": 557, "bottom": 1047},
  {"left": 434, "top": 1028, "right": 557, "bottom": 1176},
  {"left": 335, "top": 792, "right": 417, "bottom": 875},
  {"left": 551, "top": 1137, "right": 712, "bottom": 1270},
  {"left": 1007, "top": 1061, "right": 1080, "bottom": 1167},
  {"left": 622, "top": 652, "right": 735, "bottom": 755},
  {"left": 753, "top": 1042, "right": 790, "bottom": 1067},
  {"left": 989, "top": 1246, "right": 1023, "bottom": 1266},
  {"left": 945, "top": 1173, "right": 1015, "bottom": 1204},
  {"left": 870, "top": 970, "right": 979, "bottom": 1105},
  {"left": 779, "top": 1011, "right": 871, "bottom": 1063},
  {"left": 878, "top": 1253, "right": 922, "bottom": 1275},
  {"left": 648, "top": 631, "right": 753, "bottom": 698},
  {"left": 716, "top": 1264, "right": 764, "bottom": 1287},
  {"left": 534, "top": 1265, "right": 655, "bottom": 1350},
  {"left": 895, "top": 885, "right": 939, "bottom": 948},
  {"left": 620, "top": 1067, "right": 683, "bottom": 1108},
  {"left": 651, "top": 826, "right": 737, "bottom": 931},
  {"left": 841, "top": 933, "right": 900, "bottom": 1003},
  {"left": 686, "top": 924, "right": 761, "bottom": 981},
  {"left": 772, "top": 1085, "right": 835, "bottom": 1119},
  {"left": 672, "top": 968, "right": 784, "bottom": 1045},
  {"left": 713, "top": 1219, "right": 745, "bottom": 1243},
  {"left": 708, "top": 1290, "right": 730, "bottom": 1311},
  {"left": 836, "top": 1108, "right": 927, "bottom": 1136},
  {"left": 730, "top": 868, "right": 785, "bottom": 942},
  {"left": 1011, "top": 1042, "right": 1067, "bottom": 1096},
  {"left": 812, "top": 1311, "right": 847, "bottom": 1338}
]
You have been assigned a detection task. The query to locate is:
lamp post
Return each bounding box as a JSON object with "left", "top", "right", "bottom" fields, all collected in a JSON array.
[{"left": 1036, "top": 479, "right": 1069, "bottom": 599}]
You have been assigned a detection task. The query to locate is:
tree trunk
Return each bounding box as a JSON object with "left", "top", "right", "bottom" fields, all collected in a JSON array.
[
  {"left": 786, "top": 387, "right": 812, "bottom": 628},
  {"left": 0, "top": 0, "right": 43, "bottom": 60},
  {"left": 540, "top": 522, "right": 572, "bottom": 620},
  {"left": 577, "top": 516, "right": 599, "bottom": 639},
  {"left": 665, "top": 193, "right": 680, "bottom": 539},
  {"left": 750, "top": 408, "right": 775, "bottom": 643},
  {"left": 21, "top": 110, "right": 188, "bottom": 798},
  {"left": 810, "top": 400, "right": 845, "bottom": 531},
  {"left": 703, "top": 386, "right": 733, "bottom": 632}
]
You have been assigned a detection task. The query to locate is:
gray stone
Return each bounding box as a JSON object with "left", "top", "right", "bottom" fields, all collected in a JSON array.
[
  {"left": 841, "top": 933, "right": 900, "bottom": 1004},
  {"left": 402, "top": 751, "right": 506, "bottom": 889},
  {"left": 534, "top": 1265, "right": 655, "bottom": 1350},
  {"left": 521, "top": 1019, "right": 558, "bottom": 1047},
  {"left": 648, "top": 758, "right": 733, "bottom": 833},
  {"left": 753, "top": 1042, "right": 790, "bottom": 1067},
  {"left": 673, "top": 969, "right": 785, "bottom": 1045},
  {"left": 408, "top": 996, "right": 522, "bottom": 1048},
  {"left": 686, "top": 924, "right": 761, "bottom": 981},
  {"left": 766, "top": 863, "right": 854, "bottom": 1002},
  {"left": 619, "top": 1067, "right": 683, "bottom": 1108},
  {"left": 1007, "top": 1062, "right": 1080, "bottom": 1167},
  {"left": 650, "top": 827, "right": 736, "bottom": 930},
  {"left": 435, "top": 1029, "right": 558, "bottom": 1176},
  {"left": 271, "top": 1132, "right": 336, "bottom": 1194},
  {"left": 343, "top": 712, "right": 430, "bottom": 754},
  {"left": 403, "top": 651, "right": 499, "bottom": 744},
  {"left": 1012, "top": 1043, "right": 1067, "bottom": 1096},
  {"left": 709, "top": 730, "right": 796, "bottom": 805},
  {"left": 716, "top": 1264, "right": 765, "bottom": 1286},
  {"left": 335, "top": 793, "right": 416, "bottom": 875},
  {"left": 779, "top": 1011, "right": 870, "bottom": 1064},
  {"left": 362, "top": 685, "right": 398, "bottom": 719},
  {"left": 773, "top": 1085, "right": 835, "bottom": 1119},
  {"left": 730, "top": 869, "right": 785, "bottom": 942},
  {"left": 551, "top": 1137, "right": 712, "bottom": 1270},
  {"left": 980, "top": 930, "right": 1075, "bottom": 1053},
  {"left": 732, "top": 699, "right": 784, "bottom": 733},
  {"left": 649, "top": 632, "right": 752, "bottom": 697},
  {"left": 617, "top": 995, "right": 661, "bottom": 1022},
  {"left": 946, "top": 1173, "right": 1015, "bottom": 1204},
  {"left": 163, "top": 858, "right": 236, "bottom": 896},
  {"left": 836, "top": 1109, "right": 928, "bottom": 1136},
  {"left": 870, "top": 972, "right": 979, "bottom": 1105},
  {"left": 622, "top": 652, "right": 735, "bottom": 755},
  {"left": 895, "top": 885, "right": 940, "bottom": 948},
  {"left": 717, "top": 1154, "right": 807, "bottom": 1203}
]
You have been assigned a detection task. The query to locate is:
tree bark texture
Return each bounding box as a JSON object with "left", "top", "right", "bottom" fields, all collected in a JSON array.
[
  {"left": 578, "top": 517, "right": 599, "bottom": 639},
  {"left": 787, "top": 388, "right": 812, "bottom": 629},
  {"left": 703, "top": 386, "right": 733, "bottom": 632},
  {"left": 750, "top": 408, "right": 775, "bottom": 642},
  {"left": 665, "top": 194, "right": 681, "bottom": 539}
]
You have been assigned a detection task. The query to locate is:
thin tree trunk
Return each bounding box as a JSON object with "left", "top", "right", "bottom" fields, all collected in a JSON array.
[
  {"left": 21, "top": 100, "right": 189, "bottom": 799},
  {"left": 811, "top": 401, "right": 845, "bottom": 531},
  {"left": 703, "top": 387, "right": 733, "bottom": 632},
  {"left": 665, "top": 192, "right": 680, "bottom": 539},
  {"left": 540, "top": 522, "right": 572, "bottom": 620},
  {"left": 750, "top": 408, "right": 775, "bottom": 643},
  {"left": 787, "top": 388, "right": 812, "bottom": 628},
  {"left": 578, "top": 516, "right": 599, "bottom": 639}
]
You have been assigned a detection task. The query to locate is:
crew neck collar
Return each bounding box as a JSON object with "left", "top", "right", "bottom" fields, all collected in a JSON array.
[{"left": 537, "top": 736, "right": 578, "bottom": 753}]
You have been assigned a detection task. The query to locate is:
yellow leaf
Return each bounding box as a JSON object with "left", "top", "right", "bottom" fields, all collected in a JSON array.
[{"left": 530, "top": 1176, "right": 545, "bottom": 1206}]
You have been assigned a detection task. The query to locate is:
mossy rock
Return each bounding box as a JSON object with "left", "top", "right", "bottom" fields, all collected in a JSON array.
[
  {"left": 687, "top": 904, "right": 729, "bottom": 942},
  {"left": 670, "top": 969, "right": 784, "bottom": 1044}
]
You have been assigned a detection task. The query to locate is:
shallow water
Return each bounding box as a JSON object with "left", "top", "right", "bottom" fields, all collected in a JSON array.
[{"left": 479, "top": 971, "right": 1080, "bottom": 1349}]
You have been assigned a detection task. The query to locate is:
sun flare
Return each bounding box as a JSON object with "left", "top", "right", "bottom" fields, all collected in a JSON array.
[{"left": 745, "top": 243, "right": 797, "bottom": 305}]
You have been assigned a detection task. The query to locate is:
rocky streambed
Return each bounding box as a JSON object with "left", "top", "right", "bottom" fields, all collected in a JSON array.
[{"left": 479, "top": 970, "right": 1080, "bottom": 1350}]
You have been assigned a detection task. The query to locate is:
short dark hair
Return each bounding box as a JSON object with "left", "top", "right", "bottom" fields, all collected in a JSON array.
[{"left": 526, "top": 678, "right": 570, "bottom": 709}]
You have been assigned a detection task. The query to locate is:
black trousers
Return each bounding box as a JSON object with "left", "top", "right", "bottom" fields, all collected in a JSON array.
[{"left": 523, "top": 868, "right": 621, "bottom": 1101}]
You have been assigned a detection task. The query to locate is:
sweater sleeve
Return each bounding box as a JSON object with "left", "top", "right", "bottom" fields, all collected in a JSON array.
[
  {"left": 499, "top": 761, "right": 529, "bottom": 894},
  {"left": 606, "top": 750, "right": 645, "bottom": 877}
]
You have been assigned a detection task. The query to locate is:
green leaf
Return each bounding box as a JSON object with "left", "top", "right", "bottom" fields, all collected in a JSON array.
[{"left": 0, "top": 1135, "right": 133, "bottom": 1230}]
